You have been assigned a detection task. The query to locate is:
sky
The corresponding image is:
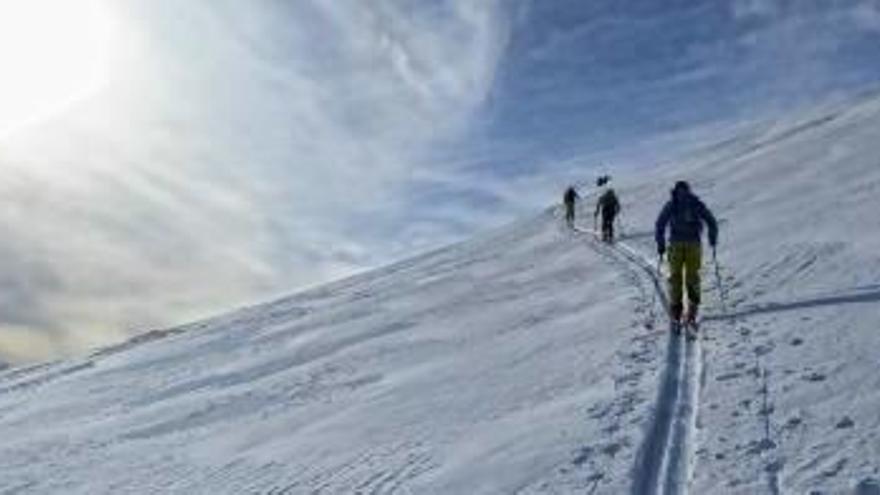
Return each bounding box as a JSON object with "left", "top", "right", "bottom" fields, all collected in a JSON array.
[{"left": 1, "top": 0, "right": 880, "bottom": 363}]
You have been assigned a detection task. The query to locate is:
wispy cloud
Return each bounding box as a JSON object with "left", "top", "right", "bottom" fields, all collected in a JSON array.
[{"left": 0, "top": 0, "right": 513, "bottom": 362}]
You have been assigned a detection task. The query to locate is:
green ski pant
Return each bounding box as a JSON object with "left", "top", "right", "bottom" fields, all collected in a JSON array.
[{"left": 668, "top": 242, "right": 702, "bottom": 309}]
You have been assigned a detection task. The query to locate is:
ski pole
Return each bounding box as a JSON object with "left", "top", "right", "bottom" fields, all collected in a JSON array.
[
  {"left": 649, "top": 253, "right": 662, "bottom": 325},
  {"left": 712, "top": 247, "right": 729, "bottom": 316}
]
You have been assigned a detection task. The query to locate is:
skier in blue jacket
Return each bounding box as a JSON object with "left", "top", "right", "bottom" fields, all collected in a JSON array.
[{"left": 655, "top": 181, "right": 718, "bottom": 324}]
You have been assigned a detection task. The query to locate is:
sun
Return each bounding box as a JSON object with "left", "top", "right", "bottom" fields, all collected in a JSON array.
[{"left": 0, "top": 0, "right": 117, "bottom": 138}]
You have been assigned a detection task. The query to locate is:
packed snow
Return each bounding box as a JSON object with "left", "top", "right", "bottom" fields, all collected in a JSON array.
[{"left": 2, "top": 92, "right": 880, "bottom": 494}]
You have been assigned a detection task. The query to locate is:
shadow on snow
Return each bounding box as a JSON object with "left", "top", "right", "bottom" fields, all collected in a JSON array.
[{"left": 704, "top": 285, "right": 880, "bottom": 322}]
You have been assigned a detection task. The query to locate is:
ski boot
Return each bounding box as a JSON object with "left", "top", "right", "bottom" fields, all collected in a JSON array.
[
  {"left": 670, "top": 304, "right": 684, "bottom": 335},
  {"left": 684, "top": 305, "right": 700, "bottom": 340}
]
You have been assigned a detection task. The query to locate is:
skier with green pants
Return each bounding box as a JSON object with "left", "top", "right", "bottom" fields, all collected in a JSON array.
[{"left": 654, "top": 181, "right": 718, "bottom": 326}]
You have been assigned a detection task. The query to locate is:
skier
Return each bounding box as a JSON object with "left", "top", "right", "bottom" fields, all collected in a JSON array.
[
  {"left": 654, "top": 180, "right": 718, "bottom": 327},
  {"left": 594, "top": 188, "right": 621, "bottom": 242},
  {"left": 563, "top": 186, "right": 579, "bottom": 228}
]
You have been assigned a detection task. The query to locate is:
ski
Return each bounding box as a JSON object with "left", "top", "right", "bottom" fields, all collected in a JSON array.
[{"left": 684, "top": 320, "right": 700, "bottom": 341}]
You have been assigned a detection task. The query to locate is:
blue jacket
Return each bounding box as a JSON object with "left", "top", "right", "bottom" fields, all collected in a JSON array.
[{"left": 655, "top": 191, "right": 718, "bottom": 248}]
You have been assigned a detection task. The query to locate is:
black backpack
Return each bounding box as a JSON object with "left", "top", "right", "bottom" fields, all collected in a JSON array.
[{"left": 672, "top": 195, "right": 701, "bottom": 231}]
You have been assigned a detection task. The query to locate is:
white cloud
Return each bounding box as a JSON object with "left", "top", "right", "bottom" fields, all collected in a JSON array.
[{"left": 0, "top": 0, "right": 513, "bottom": 363}]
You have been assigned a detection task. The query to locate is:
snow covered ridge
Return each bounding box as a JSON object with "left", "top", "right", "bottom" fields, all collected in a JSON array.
[{"left": 2, "top": 93, "right": 880, "bottom": 493}]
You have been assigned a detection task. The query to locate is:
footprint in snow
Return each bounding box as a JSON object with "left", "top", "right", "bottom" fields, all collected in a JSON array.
[
  {"left": 601, "top": 439, "right": 628, "bottom": 458},
  {"left": 821, "top": 458, "right": 848, "bottom": 479},
  {"left": 803, "top": 371, "right": 827, "bottom": 382},
  {"left": 715, "top": 372, "right": 742, "bottom": 382},
  {"left": 745, "top": 439, "right": 776, "bottom": 456},
  {"left": 588, "top": 402, "right": 611, "bottom": 420},
  {"left": 754, "top": 343, "right": 774, "bottom": 356},
  {"left": 783, "top": 416, "right": 803, "bottom": 431},
  {"left": 765, "top": 459, "right": 784, "bottom": 474},
  {"left": 614, "top": 371, "right": 641, "bottom": 387},
  {"left": 587, "top": 472, "right": 604, "bottom": 483},
  {"left": 759, "top": 403, "right": 775, "bottom": 416},
  {"left": 835, "top": 416, "right": 855, "bottom": 429},
  {"left": 757, "top": 438, "right": 777, "bottom": 452},
  {"left": 602, "top": 423, "right": 620, "bottom": 435},
  {"left": 572, "top": 446, "right": 593, "bottom": 466}
]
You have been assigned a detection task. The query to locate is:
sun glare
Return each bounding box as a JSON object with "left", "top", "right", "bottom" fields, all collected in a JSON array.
[{"left": 0, "top": 0, "right": 117, "bottom": 138}]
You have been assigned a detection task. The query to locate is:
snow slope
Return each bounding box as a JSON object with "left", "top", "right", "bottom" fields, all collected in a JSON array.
[
  {"left": 0, "top": 213, "right": 657, "bottom": 494},
  {"left": 612, "top": 91, "right": 880, "bottom": 494},
  {"left": 2, "top": 92, "right": 880, "bottom": 494}
]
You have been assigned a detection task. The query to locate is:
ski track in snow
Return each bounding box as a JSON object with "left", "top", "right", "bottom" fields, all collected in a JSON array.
[
  {"left": 576, "top": 228, "right": 703, "bottom": 495},
  {"left": 709, "top": 264, "right": 783, "bottom": 495}
]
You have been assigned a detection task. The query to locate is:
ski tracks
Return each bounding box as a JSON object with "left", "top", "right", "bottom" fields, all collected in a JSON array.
[{"left": 578, "top": 229, "right": 704, "bottom": 495}]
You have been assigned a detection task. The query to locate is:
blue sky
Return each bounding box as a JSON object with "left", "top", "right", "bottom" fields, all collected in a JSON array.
[{"left": 1, "top": 0, "right": 879, "bottom": 361}]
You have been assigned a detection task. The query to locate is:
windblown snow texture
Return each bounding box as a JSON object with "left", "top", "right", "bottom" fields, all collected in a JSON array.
[{"left": 2, "top": 93, "right": 880, "bottom": 493}]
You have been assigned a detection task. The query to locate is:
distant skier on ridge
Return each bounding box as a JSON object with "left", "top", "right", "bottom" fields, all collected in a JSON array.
[
  {"left": 654, "top": 180, "right": 718, "bottom": 327},
  {"left": 563, "top": 186, "right": 579, "bottom": 229},
  {"left": 595, "top": 188, "right": 621, "bottom": 242}
]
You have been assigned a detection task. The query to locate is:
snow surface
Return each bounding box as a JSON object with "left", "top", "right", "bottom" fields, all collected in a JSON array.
[{"left": 2, "top": 92, "right": 880, "bottom": 494}]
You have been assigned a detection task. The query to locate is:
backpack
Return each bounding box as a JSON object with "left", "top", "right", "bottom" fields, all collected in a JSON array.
[
  {"left": 672, "top": 195, "right": 701, "bottom": 232},
  {"left": 601, "top": 191, "right": 619, "bottom": 216}
]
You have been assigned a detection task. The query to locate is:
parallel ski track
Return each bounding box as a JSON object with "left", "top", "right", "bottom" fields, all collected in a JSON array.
[{"left": 577, "top": 228, "right": 703, "bottom": 495}]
